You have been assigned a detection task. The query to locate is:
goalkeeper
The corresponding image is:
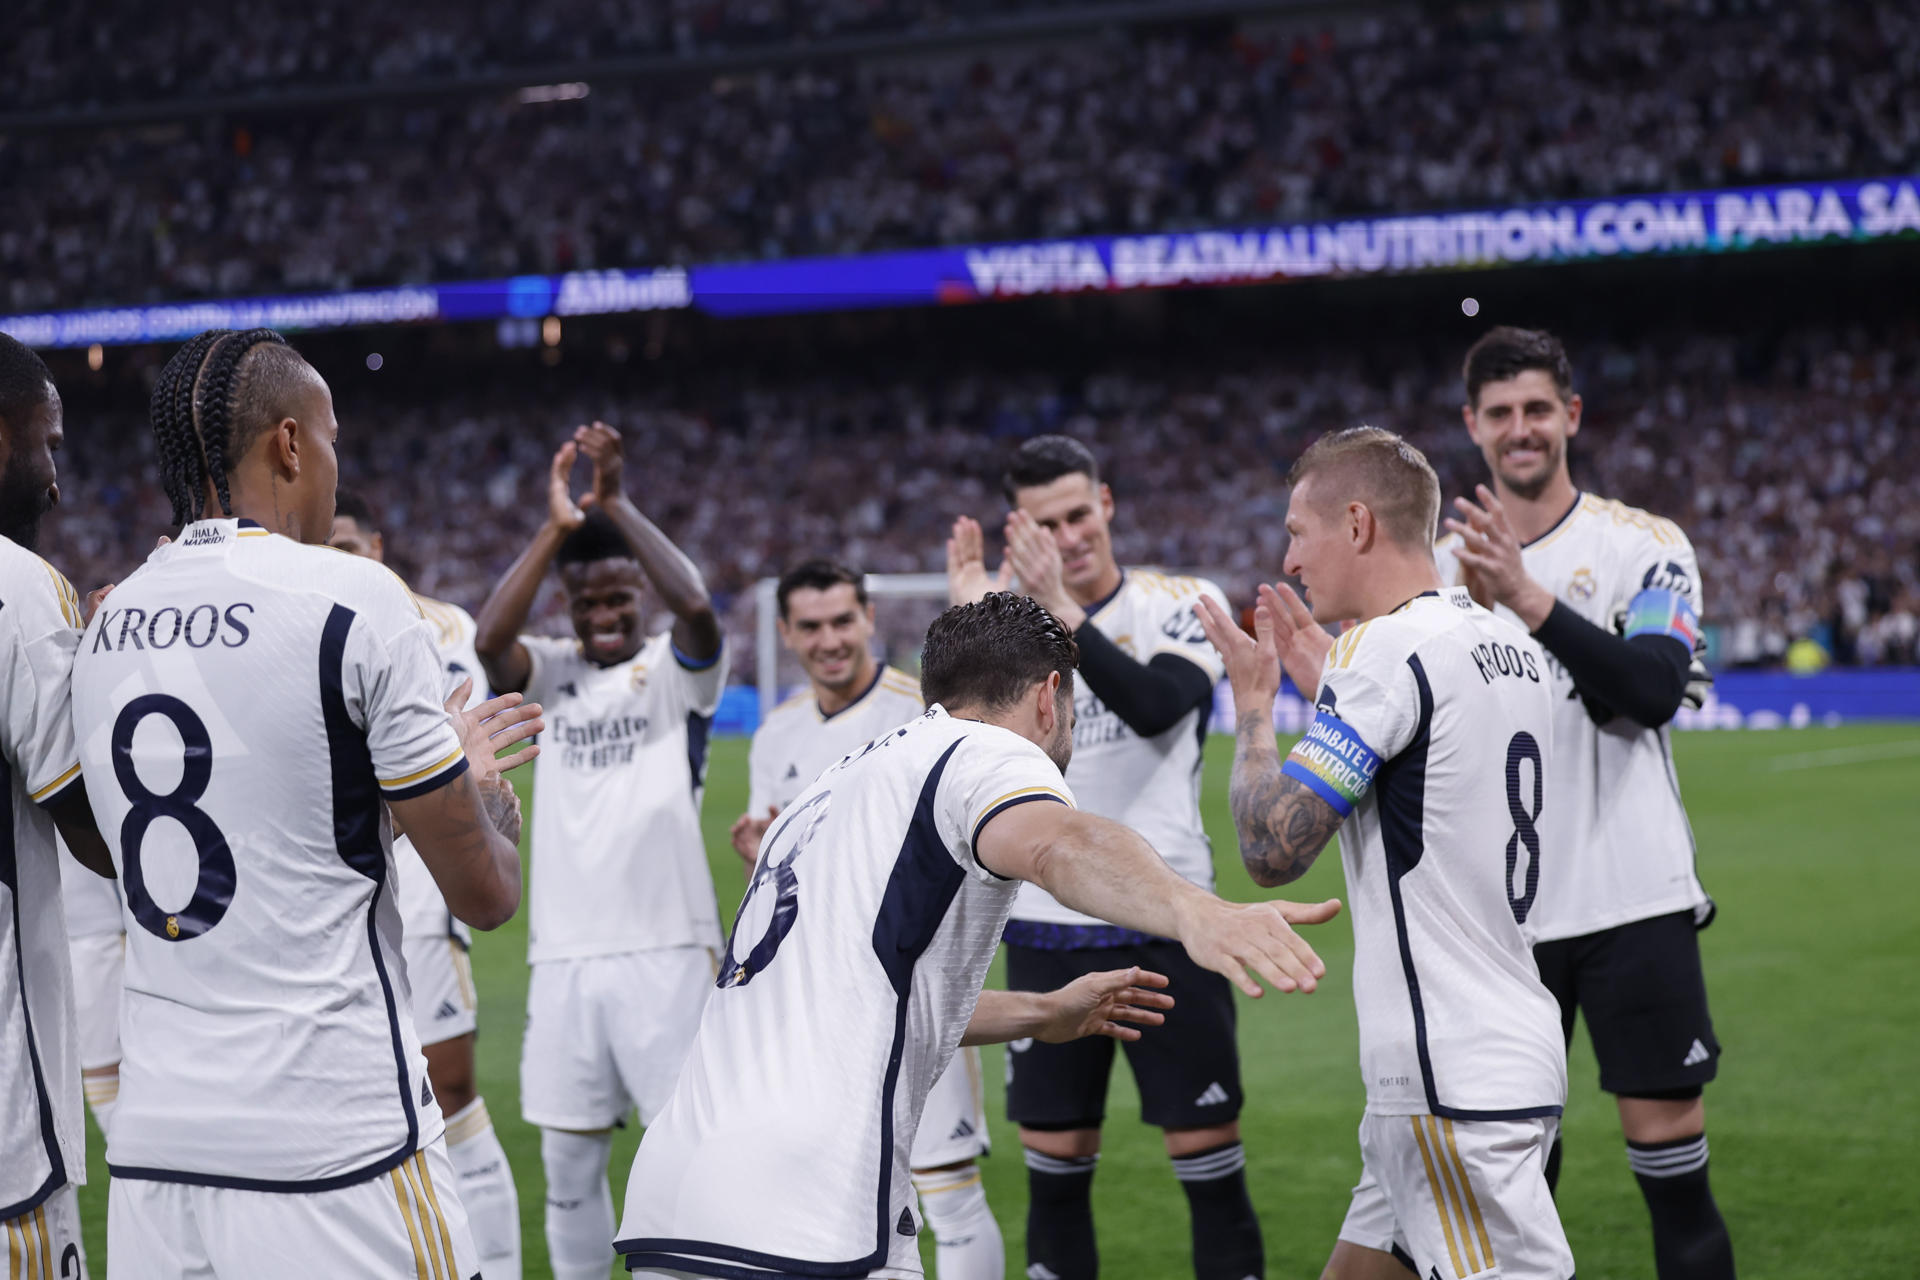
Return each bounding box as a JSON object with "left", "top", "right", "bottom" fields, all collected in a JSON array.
[{"left": 1267, "top": 326, "right": 1734, "bottom": 1280}]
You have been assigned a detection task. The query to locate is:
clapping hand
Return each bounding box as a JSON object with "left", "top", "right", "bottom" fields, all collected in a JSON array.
[
  {"left": 946, "top": 516, "right": 1010, "bottom": 606},
  {"left": 1034, "top": 967, "right": 1176, "bottom": 1044}
]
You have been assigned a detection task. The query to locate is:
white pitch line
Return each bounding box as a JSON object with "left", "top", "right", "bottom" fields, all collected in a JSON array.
[{"left": 1766, "top": 738, "right": 1920, "bottom": 772}]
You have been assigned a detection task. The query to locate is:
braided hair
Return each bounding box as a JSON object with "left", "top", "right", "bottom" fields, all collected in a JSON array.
[{"left": 149, "top": 328, "right": 302, "bottom": 526}]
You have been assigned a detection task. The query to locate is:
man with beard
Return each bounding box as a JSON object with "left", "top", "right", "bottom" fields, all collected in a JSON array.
[
  {"left": 475, "top": 421, "right": 727, "bottom": 1280},
  {"left": 616, "top": 592, "right": 1341, "bottom": 1280},
  {"left": 733, "top": 559, "right": 1002, "bottom": 1280},
  {"left": 0, "top": 333, "right": 116, "bottom": 1276}
]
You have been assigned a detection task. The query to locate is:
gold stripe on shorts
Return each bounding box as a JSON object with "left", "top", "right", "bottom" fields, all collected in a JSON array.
[
  {"left": 450, "top": 942, "right": 477, "bottom": 1010},
  {"left": 33, "top": 1209, "right": 51, "bottom": 1280},
  {"left": 409, "top": 1152, "right": 458, "bottom": 1280},
  {"left": 8, "top": 1214, "right": 22, "bottom": 1280},
  {"left": 1441, "top": 1119, "right": 1496, "bottom": 1270},
  {"left": 1426, "top": 1115, "right": 1485, "bottom": 1274},
  {"left": 391, "top": 1166, "right": 432, "bottom": 1280},
  {"left": 1411, "top": 1116, "right": 1471, "bottom": 1277}
]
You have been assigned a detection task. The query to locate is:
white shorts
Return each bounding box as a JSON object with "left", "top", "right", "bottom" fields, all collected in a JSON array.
[
  {"left": 521, "top": 947, "right": 714, "bottom": 1131},
  {"left": 67, "top": 931, "right": 125, "bottom": 1071},
  {"left": 910, "top": 1048, "right": 990, "bottom": 1169},
  {"left": 1337, "top": 1111, "right": 1573, "bottom": 1280},
  {"left": 407, "top": 933, "right": 478, "bottom": 1048},
  {"left": 108, "top": 1143, "right": 477, "bottom": 1280},
  {"left": 4, "top": 1184, "right": 86, "bottom": 1280}
]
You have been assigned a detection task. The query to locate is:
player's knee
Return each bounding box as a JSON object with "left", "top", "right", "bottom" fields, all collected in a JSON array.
[
  {"left": 1020, "top": 1124, "right": 1102, "bottom": 1160},
  {"left": 540, "top": 1126, "right": 614, "bottom": 1199},
  {"left": 1617, "top": 1091, "right": 1705, "bottom": 1144},
  {"left": 421, "top": 1034, "right": 477, "bottom": 1115},
  {"left": 1162, "top": 1120, "right": 1240, "bottom": 1158}
]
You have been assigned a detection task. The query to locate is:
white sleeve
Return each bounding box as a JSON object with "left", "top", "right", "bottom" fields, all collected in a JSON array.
[
  {"left": 1148, "top": 580, "right": 1229, "bottom": 683},
  {"left": 935, "top": 730, "right": 1076, "bottom": 884},
  {"left": 1283, "top": 627, "right": 1421, "bottom": 818},
  {"left": 519, "top": 634, "right": 578, "bottom": 706},
  {"left": 1618, "top": 522, "right": 1705, "bottom": 647},
  {"left": 666, "top": 636, "right": 730, "bottom": 718},
  {"left": 2, "top": 560, "right": 83, "bottom": 806},
  {"left": 351, "top": 588, "right": 468, "bottom": 801}
]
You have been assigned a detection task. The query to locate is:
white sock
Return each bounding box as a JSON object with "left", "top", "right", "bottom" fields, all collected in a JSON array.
[
  {"left": 541, "top": 1127, "right": 615, "bottom": 1280},
  {"left": 83, "top": 1066, "right": 119, "bottom": 1140},
  {"left": 447, "top": 1098, "right": 521, "bottom": 1280},
  {"left": 913, "top": 1164, "right": 1004, "bottom": 1280}
]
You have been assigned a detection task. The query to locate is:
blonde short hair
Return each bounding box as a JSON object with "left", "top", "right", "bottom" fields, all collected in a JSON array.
[{"left": 1286, "top": 426, "right": 1441, "bottom": 551}]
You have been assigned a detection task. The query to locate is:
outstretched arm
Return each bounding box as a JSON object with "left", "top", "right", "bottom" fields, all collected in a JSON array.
[
  {"left": 1196, "top": 591, "right": 1344, "bottom": 887},
  {"left": 962, "top": 967, "right": 1174, "bottom": 1046},
  {"left": 575, "top": 422, "right": 721, "bottom": 663},
  {"left": 474, "top": 442, "right": 583, "bottom": 693}
]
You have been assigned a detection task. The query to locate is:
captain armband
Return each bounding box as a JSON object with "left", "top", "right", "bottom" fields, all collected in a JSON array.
[{"left": 1279, "top": 709, "right": 1382, "bottom": 819}]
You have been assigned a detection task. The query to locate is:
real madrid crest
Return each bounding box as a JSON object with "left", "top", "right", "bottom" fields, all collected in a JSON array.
[
  {"left": 1567, "top": 567, "right": 1597, "bottom": 601},
  {"left": 629, "top": 663, "right": 648, "bottom": 693}
]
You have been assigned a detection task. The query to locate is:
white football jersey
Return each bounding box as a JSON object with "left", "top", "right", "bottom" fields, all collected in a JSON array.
[
  {"left": 70, "top": 519, "right": 467, "bottom": 1187},
  {"left": 521, "top": 630, "right": 727, "bottom": 963},
  {"left": 749, "top": 666, "right": 923, "bottom": 818},
  {"left": 1014, "top": 570, "right": 1226, "bottom": 927},
  {"left": 1435, "top": 493, "right": 1710, "bottom": 941},
  {"left": 0, "top": 538, "right": 87, "bottom": 1220},
  {"left": 396, "top": 594, "right": 484, "bottom": 952},
  {"left": 1289, "top": 588, "right": 1564, "bottom": 1119},
  {"left": 615, "top": 707, "right": 1073, "bottom": 1278}
]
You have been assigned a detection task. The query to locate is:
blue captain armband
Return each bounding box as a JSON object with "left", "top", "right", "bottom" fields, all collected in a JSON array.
[
  {"left": 1621, "top": 588, "right": 1701, "bottom": 649},
  {"left": 1279, "top": 709, "right": 1382, "bottom": 819}
]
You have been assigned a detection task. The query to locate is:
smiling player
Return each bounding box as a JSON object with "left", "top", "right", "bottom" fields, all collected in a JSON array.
[{"left": 475, "top": 422, "right": 727, "bottom": 1280}]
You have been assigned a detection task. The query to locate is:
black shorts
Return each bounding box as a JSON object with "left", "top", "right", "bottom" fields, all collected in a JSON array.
[
  {"left": 1533, "top": 909, "right": 1721, "bottom": 1098},
  {"left": 1004, "top": 938, "right": 1242, "bottom": 1130}
]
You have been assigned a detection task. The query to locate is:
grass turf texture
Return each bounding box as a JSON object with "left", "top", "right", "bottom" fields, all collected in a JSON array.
[{"left": 74, "top": 724, "right": 1920, "bottom": 1277}]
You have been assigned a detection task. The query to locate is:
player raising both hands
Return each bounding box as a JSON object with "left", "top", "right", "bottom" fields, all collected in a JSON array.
[{"left": 475, "top": 421, "right": 727, "bottom": 1280}]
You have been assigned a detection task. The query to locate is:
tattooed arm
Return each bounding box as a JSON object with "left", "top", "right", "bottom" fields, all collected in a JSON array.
[{"left": 1231, "top": 708, "right": 1345, "bottom": 888}]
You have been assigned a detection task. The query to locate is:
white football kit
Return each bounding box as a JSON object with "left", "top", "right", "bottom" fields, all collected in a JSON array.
[
  {"left": 1435, "top": 493, "right": 1711, "bottom": 941},
  {"left": 1283, "top": 588, "right": 1571, "bottom": 1279},
  {"left": 617, "top": 707, "right": 1073, "bottom": 1279},
  {"left": 70, "top": 518, "right": 479, "bottom": 1275},
  {"left": 1013, "top": 570, "right": 1226, "bottom": 928},
  {"left": 0, "top": 539, "right": 89, "bottom": 1266},
  {"left": 518, "top": 629, "right": 727, "bottom": 1130},
  {"left": 62, "top": 853, "right": 126, "bottom": 1123},
  {"left": 399, "top": 593, "right": 483, "bottom": 1048},
  {"left": 749, "top": 666, "right": 989, "bottom": 1169}
]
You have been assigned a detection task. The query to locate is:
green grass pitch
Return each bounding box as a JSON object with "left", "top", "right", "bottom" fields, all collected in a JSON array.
[{"left": 74, "top": 724, "right": 1920, "bottom": 1276}]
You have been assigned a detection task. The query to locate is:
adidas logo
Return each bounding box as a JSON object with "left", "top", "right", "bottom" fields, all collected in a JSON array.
[
  {"left": 1194, "top": 1082, "right": 1230, "bottom": 1107},
  {"left": 948, "top": 1118, "right": 976, "bottom": 1142},
  {"left": 1028, "top": 1267, "right": 1062, "bottom": 1280},
  {"left": 1682, "top": 1038, "right": 1711, "bottom": 1067},
  {"left": 419, "top": 1079, "right": 434, "bottom": 1107},
  {"left": 785, "top": 764, "right": 800, "bottom": 779},
  {"left": 897, "top": 1207, "right": 917, "bottom": 1236},
  {"left": 435, "top": 1000, "right": 460, "bottom": 1020}
]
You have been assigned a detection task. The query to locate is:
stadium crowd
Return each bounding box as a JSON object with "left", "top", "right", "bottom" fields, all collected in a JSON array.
[
  {"left": 41, "top": 322, "right": 1920, "bottom": 672},
  {"left": 4, "top": 0, "right": 1914, "bottom": 309}
]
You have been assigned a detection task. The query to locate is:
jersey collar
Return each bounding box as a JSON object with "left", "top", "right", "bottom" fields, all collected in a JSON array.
[
  {"left": 1389, "top": 589, "right": 1442, "bottom": 615},
  {"left": 1519, "top": 491, "right": 1582, "bottom": 549},
  {"left": 817, "top": 663, "right": 885, "bottom": 722},
  {"left": 1082, "top": 569, "right": 1127, "bottom": 620}
]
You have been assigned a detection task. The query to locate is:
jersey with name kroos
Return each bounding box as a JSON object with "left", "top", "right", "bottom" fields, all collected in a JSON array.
[
  {"left": 1013, "top": 569, "right": 1227, "bottom": 928},
  {"left": 1435, "top": 492, "right": 1710, "bottom": 941},
  {"left": 70, "top": 519, "right": 468, "bottom": 1187},
  {"left": 749, "top": 666, "right": 923, "bottom": 818},
  {"left": 0, "top": 537, "right": 87, "bottom": 1219},
  {"left": 521, "top": 630, "right": 726, "bottom": 963},
  {"left": 1286, "top": 588, "right": 1564, "bottom": 1119},
  {"left": 395, "top": 594, "right": 484, "bottom": 950},
  {"left": 615, "top": 708, "right": 1072, "bottom": 1278}
]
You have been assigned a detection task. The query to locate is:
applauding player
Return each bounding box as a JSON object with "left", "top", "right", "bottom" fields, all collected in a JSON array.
[
  {"left": 617, "top": 592, "right": 1339, "bottom": 1280},
  {"left": 735, "top": 560, "right": 1003, "bottom": 1280},
  {"left": 476, "top": 421, "right": 727, "bottom": 1280},
  {"left": 1199, "top": 427, "right": 1572, "bottom": 1280},
  {"left": 951, "top": 437, "right": 1256, "bottom": 1280},
  {"left": 1437, "top": 328, "right": 1733, "bottom": 1279}
]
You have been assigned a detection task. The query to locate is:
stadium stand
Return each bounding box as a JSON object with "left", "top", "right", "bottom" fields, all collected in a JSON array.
[{"left": 4, "top": 0, "right": 1915, "bottom": 308}]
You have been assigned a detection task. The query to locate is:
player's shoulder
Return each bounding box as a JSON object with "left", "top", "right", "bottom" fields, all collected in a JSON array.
[
  {"left": 877, "top": 666, "right": 924, "bottom": 708},
  {"left": 251, "top": 535, "right": 424, "bottom": 622},
  {"left": 1124, "top": 568, "right": 1223, "bottom": 605},
  {"left": 412, "top": 593, "right": 475, "bottom": 642},
  {"left": 1577, "top": 493, "right": 1692, "bottom": 553},
  {"left": 761, "top": 687, "right": 817, "bottom": 726},
  {"left": 1330, "top": 589, "right": 1476, "bottom": 675},
  {"left": 0, "top": 535, "right": 83, "bottom": 630}
]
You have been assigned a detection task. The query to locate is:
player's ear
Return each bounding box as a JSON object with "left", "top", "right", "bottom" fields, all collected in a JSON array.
[
  {"left": 1347, "top": 501, "right": 1374, "bottom": 552},
  {"left": 1461, "top": 400, "right": 1480, "bottom": 441},
  {"left": 271, "top": 415, "right": 301, "bottom": 479},
  {"left": 1034, "top": 671, "right": 1061, "bottom": 735},
  {"left": 1563, "top": 392, "right": 1582, "bottom": 439},
  {"left": 1097, "top": 483, "right": 1115, "bottom": 524}
]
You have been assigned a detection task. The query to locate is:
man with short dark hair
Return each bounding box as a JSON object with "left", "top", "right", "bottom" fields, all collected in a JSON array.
[
  {"left": 1199, "top": 426, "right": 1572, "bottom": 1280},
  {"left": 736, "top": 557, "right": 1002, "bottom": 1279},
  {"left": 616, "top": 592, "right": 1341, "bottom": 1280},
  {"left": 949, "top": 436, "right": 1256, "bottom": 1280},
  {"left": 1438, "top": 327, "right": 1733, "bottom": 1280},
  {"left": 475, "top": 421, "right": 727, "bottom": 1280}
]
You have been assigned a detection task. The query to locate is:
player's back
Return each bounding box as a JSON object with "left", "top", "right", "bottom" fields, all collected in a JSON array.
[
  {"left": 1314, "top": 588, "right": 1564, "bottom": 1120},
  {"left": 71, "top": 518, "right": 468, "bottom": 1187},
  {"left": 749, "top": 666, "right": 923, "bottom": 815},
  {"left": 617, "top": 706, "right": 1071, "bottom": 1276}
]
